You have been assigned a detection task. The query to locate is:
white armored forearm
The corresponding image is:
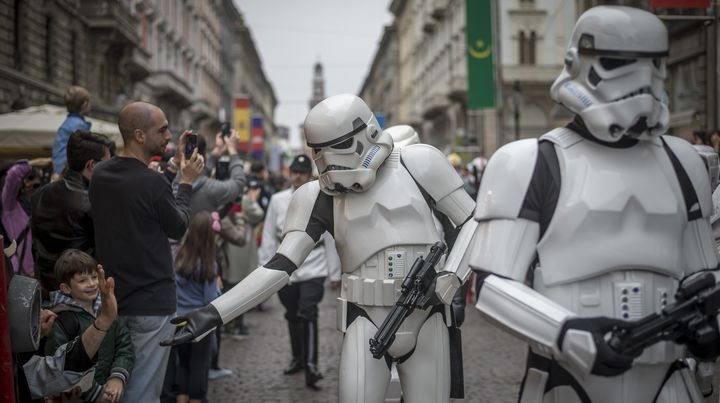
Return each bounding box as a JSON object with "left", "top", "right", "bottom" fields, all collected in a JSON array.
[
  {"left": 435, "top": 219, "right": 478, "bottom": 304},
  {"left": 211, "top": 267, "right": 289, "bottom": 323},
  {"left": 476, "top": 275, "right": 575, "bottom": 359}
]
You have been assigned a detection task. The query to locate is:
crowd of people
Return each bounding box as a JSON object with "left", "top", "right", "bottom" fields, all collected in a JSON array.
[{"left": 1, "top": 87, "right": 342, "bottom": 403}]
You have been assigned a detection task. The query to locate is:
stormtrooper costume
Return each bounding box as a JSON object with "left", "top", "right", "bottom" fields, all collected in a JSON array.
[
  {"left": 439, "top": 6, "right": 720, "bottom": 403},
  {"left": 162, "top": 95, "right": 476, "bottom": 403}
]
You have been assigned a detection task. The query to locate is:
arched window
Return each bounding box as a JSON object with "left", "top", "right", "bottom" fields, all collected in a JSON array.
[{"left": 518, "top": 31, "right": 526, "bottom": 64}]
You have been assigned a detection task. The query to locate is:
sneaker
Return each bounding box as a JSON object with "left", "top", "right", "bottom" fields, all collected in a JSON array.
[{"left": 208, "top": 368, "right": 233, "bottom": 380}]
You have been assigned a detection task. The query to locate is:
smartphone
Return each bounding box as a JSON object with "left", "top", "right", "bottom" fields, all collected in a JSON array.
[
  {"left": 216, "top": 155, "right": 230, "bottom": 180},
  {"left": 220, "top": 122, "right": 232, "bottom": 138},
  {"left": 185, "top": 132, "right": 198, "bottom": 159}
]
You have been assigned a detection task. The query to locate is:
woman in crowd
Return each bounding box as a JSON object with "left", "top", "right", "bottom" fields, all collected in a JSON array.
[{"left": 170, "top": 211, "right": 221, "bottom": 403}]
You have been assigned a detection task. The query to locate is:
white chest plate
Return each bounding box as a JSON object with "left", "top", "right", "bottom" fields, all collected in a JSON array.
[
  {"left": 333, "top": 152, "right": 441, "bottom": 273},
  {"left": 537, "top": 134, "right": 688, "bottom": 285}
]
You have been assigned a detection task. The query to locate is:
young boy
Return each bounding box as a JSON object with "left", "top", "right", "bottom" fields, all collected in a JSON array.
[{"left": 44, "top": 249, "right": 134, "bottom": 403}]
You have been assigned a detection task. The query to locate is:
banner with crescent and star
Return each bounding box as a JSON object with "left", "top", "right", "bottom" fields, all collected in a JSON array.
[{"left": 466, "top": 0, "right": 495, "bottom": 109}]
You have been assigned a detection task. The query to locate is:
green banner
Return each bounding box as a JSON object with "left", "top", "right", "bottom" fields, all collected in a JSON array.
[{"left": 466, "top": 0, "right": 495, "bottom": 109}]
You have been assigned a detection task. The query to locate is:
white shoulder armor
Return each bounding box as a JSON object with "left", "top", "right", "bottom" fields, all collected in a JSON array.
[
  {"left": 278, "top": 181, "right": 324, "bottom": 267},
  {"left": 661, "top": 135, "right": 712, "bottom": 218},
  {"left": 401, "top": 144, "right": 463, "bottom": 201},
  {"left": 282, "top": 180, "right": 322, "bottom": 237},
  {"left": 401, "top": 144, "right": 474, "bottom": 224},
  {"left": 475, "top": 139, "right": 538, "bottom": 220}
]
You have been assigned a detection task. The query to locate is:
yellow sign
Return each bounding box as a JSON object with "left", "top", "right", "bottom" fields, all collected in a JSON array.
[{"left": 234, "top": 96, "right": 250, "bottom": 149}]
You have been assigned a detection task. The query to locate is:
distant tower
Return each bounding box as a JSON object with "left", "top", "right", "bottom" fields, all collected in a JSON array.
[{"left": 309, "top": 60, "right": 325, "bottom": 110}]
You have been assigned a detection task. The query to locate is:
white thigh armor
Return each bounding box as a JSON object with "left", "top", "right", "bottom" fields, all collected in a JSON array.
[{"left": 333, "top": 148, "right": 473, "bottom": 402}]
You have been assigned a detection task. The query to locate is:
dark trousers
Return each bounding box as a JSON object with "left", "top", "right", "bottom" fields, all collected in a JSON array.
[
  {"left": 278, "top": 277, "right": 325, "bottom": 321},
  {"left": 174, "top": 332, "right": 213, "bottom": 400}
]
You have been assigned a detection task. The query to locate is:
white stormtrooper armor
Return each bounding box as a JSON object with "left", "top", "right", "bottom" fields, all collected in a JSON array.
[
  {"left": 461, "top": 6, "right": 719, "bottom": 403},
  {"left": 164, "top": 95, "right": 475, "bottom": 403}
]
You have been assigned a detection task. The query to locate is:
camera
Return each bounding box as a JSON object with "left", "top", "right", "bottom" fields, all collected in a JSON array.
[
  {"left": 220, "top": 122, "right": 232, "bottom": 138},
  {"left": 184, "top": 132, "right": 198, "bottom": 159},
  {"left": 247, "top": 178, "right": 261, "bottom": 190}
]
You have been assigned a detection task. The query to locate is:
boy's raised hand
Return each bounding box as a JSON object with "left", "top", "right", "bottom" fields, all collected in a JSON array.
[{"left": 96, "top": 265, "right": 117, "bottom": 330}]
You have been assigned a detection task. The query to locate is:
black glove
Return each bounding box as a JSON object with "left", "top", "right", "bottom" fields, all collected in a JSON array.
[
  {"left": 558, "top": 316, "right": 641, "bottom": 377},
  {"left": 684, "top": 318, "right": 720, "bottom": 361},
  {"left": 159, "top": 304, "right": 223, "bottom": 346}
]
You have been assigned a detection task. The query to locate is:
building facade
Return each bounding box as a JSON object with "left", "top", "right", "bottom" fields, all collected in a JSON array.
[
  {"left": 366, "top": 0, "right": 575, "bottom": 156},
  {"left": 0, "top": 0, "right": 141, "bottom": 121},
  {"left": 364, "top": 0, "right": 719, "bottom": 157},
  {"left": 229, "top": 5, "right": 277, "bottom": 148},
  {"left": 0, "top": 0, "right": 276, "bottom": 154},
  {"left": 359, "top": 24, "right": 400, "bottom": 130},
  {"left": 580, "top": 0, "right": 719, "bottom": 141}
]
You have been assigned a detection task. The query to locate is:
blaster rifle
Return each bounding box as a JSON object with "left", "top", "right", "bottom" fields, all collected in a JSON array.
[
  {"left": 608, "top": 272, "right": 720, "bottom": 356},
  {"left": 368, "top": 242, "right": 447, "bottom": 359}
]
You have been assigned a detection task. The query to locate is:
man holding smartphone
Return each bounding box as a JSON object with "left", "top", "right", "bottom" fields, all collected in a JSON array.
[
  {"left": 89, "top": 101, "right": 204, "bottom": 402},
  {"left": 183, "top": 129, "right": 245, "bottom": 217}
]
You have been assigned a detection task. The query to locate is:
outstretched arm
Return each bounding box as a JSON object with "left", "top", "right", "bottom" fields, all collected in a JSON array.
[{"left": 161, "top": 181, "right": 331, "bottom": 346}]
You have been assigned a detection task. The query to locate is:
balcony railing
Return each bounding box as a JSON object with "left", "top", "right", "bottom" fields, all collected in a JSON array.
[{"left": 80, "top": 0, "right": 138, "bottom": 44}]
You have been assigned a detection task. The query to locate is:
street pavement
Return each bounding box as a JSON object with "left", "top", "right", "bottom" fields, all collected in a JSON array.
[
  {"left": 207, "top": 284, "right": 720, "bottom": 403},
  {"left": 208, "top": 285, "right": 527, "bottom": 403}
]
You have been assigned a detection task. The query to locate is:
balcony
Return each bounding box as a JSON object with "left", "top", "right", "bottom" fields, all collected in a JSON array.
[
  {"left": 422, "top": 93, "right": 449, "bottom": 119},
  {"left": 126, "top": 47, "right": 152, "bottom": 81},
  {"left": 448, "top": 75, "right": 467, "bottom": 103},
  {"left": 80, "top": 0, "right": 138, "bottom": 44},
  {"left": 430, "top": 0, "right": 448, "bottom": 20},
  {"left": 146, "top": 71, "right": 193, "bottom": 107},
  {"left": 190, "top": 99, "right": 218, "bottom": 121},
  {"left": 502, "top": 64, "right": 562, "bottom": 84},
  {"left": 422, "top": 14, "right": 436, "bottom": 34}
]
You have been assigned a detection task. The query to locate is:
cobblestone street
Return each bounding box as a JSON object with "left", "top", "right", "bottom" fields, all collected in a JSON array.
[{"left": 208, "top": 285, "right": 527, "bottom": 403}]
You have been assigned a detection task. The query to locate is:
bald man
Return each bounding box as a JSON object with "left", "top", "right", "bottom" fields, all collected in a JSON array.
[{"left": 89, "top": 102, "right": 204, "bottom": 402}]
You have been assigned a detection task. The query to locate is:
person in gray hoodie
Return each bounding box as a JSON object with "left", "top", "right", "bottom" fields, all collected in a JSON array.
[{"left": 185, "top": 131, "right": 246, "bottom": 217}]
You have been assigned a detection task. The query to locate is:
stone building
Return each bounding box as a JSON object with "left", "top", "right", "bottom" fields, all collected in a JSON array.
[
  {"left": 129, "top": 0, "right": 224, "bottom": 136},
  {"left": 579, "top": 0, "right": 719, "bottom": 141},
  {"left": 0, "top": 0, "right": 276, "bottom": 152},
  {"left": 359, "top": 25, "right": 399, "bottom": 130},
  {"left": 229, "top": 4, "right": 277, "bottom": 145},
  {"left": 0, "top": 0, "right": 140, "bottom": 121},
  {"left": 498, "top": 0, "right": 576, "bottom": 144},
  {"left": 310, "top": 61, "right": 326, "bottom": 110},
  {"left": 363, "top": 0, "right": 575, "bottom": 156}
]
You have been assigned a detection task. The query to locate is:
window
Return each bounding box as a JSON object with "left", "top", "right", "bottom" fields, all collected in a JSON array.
[
  {"left": 45, "top": 16, "right": 53, "bottom": 81},
  {"left": 519, "top": 30, "right": 536, "bottom": 65},
  {"left": 71, "top": 32, "right": 78, "bottom": 84},
  {"left": 13, "top": 0, "right": 22, "bottom": 69},
  {"left": 529, "top": 31, "right": 536, "bottom": 65}
]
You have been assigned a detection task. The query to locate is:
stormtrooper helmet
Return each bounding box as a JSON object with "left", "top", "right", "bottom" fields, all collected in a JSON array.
[
  {"left": 304, "top": 94, "right": 393, "bottom": 195},
  {"left": 550, "top": 6, "right": 669, "bottom": 142}
]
